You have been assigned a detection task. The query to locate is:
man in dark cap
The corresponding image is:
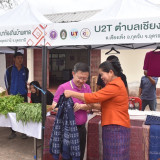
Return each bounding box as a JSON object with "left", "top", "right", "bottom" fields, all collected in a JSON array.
[{"left": 5, "top": 51, "right": 29, "bottom": 139}]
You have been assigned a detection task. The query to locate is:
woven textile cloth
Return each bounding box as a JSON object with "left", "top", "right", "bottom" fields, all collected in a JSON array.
[
  {"left": 149, "top": 125, "right": 160, "bottom": 160},
  {"left": 145, "top": 115, "right": 160, "bottom": 159},
  {"left": 49, "top": 94, "right": 80, "bottom": 160},
  {"left": 102, "top": 125, "right": 130, "bottom": 160},
  {"left": 44, "top": 116, "right": 151, "bottom": 160},
  {"left": 145, "top": 115, "right": 160, "bottom": 125},
  {"left": 142, "top": 123, "right": 150, "bottom": 160},
  {"left": 43, "top": 115, "right": 57, "bottom": 160},
  {"left": 130, "top": 120, "right": 145, "bottom": 160},
  {"left": 87, "top": 115, "right": 102, "bottom": 160}
]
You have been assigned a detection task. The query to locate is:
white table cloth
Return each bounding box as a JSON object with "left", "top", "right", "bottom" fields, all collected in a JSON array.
[
  {"left": 129, "top": 110, "right": 160, "bottom": 120},
  {"left": 0, "top": 114, "right": 11, "bottom": 127},
  {"left": 8, "top": 113, "right": 42, "bottom": 139},
  {"left": 0, "top": 113, "right": 42, "bottom": 139}
]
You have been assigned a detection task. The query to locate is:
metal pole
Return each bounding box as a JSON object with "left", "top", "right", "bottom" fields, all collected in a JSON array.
[
  {"left": 88, "top": 46, "right": 91, "bottom": 85},
  {"left": 41, "top": 46, "right": 47, "bottom": 160},
  {"left": 34, "top": 138, "right": 37, "bottom": 160}
]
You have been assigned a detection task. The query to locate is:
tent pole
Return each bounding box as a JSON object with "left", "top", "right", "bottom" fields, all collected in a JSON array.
[
  {"left": 41, "top": 46, "right": 47, "bottom": 160},
  {"left": 88, "top": 46, "right": 91, "bottom": 85}
]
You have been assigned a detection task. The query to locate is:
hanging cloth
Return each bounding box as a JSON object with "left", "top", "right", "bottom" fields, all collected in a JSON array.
[
  {"left": 145, "top": 115, "right": 160, "bottom": 159},
  {"left": 143, "top": 51, "right": 160, "bottom": 77},
  {"left": 149, "top": 125, "right": 160, "bottom": 159},
  {"left": 49, "top": 94, "right": 80, "bottom": 160}
]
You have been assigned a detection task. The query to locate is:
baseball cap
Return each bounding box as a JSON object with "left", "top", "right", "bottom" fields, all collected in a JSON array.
[{"left": 14, "top": 52, "right": 24, "bottom": 58}]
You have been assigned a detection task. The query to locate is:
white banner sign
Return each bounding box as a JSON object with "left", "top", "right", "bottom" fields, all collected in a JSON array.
[
  {"left": 45, "top": 17, "right": 160, "bottom": 46},
  {"left": 1, "top": 18, "right": 160, "bottom": 47},
  {"left": 0, "top": 24, "right": 49, "bottom": 46}
]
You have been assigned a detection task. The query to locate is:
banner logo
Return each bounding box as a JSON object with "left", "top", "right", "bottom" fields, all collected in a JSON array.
[
  {"left": 32, "top": 27, "right": 43, "bottom": 39},
  {"left": 60, "top": 29, "right": 67, "bottom": 40},
  {"left": 49, "top": 30, "right": 58, "bottom": 40},
  {"left": 70, "top": 29, "right": 79, "bottom": 39},
  {"left": 80, "top": 28, "right": 91, "bottom": 39}
]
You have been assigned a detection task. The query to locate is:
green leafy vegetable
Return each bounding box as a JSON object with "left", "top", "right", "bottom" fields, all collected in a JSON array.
[
  {"left": 15, "top": 103, "right": 42, "bottom": 124},
  {"left": 0, "top": 95, "right": 24, "bottom": 116}
]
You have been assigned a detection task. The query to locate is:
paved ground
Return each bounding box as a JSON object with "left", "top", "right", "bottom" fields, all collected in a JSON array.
[
  {"left": 0, "top": 128, "right": 42, "bottom": 160},
  {"left": 0, "top": 99, "right": 160, "bottom": 160}
]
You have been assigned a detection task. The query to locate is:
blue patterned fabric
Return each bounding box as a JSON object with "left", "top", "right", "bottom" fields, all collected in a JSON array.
[
  {"left": 149, "top": 125, "right": 160, "bottom": 160},
  {"left": 49, "top": 94, "right": 80, "bottom": 160},
  {"left": 145, "top": 115, "right": 160, "bottom": 125},
  {"left": 102, "top": 125, "right": 130, "bottom": 160}
]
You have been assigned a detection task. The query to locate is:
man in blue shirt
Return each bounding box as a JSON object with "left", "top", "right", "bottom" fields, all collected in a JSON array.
[
  {"left": 139, "top": 70, "right": 158, "bottom": 111},
  {"left": 5, "top": 52, "right": 29, "bottom": 139}
]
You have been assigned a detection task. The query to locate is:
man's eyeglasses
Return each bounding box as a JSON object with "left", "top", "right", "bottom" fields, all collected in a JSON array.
[{"left": 76, "top": 76, "right": 88, "bottom": 81}]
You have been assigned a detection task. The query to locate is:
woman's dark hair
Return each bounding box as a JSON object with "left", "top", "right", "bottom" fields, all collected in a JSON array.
[
  {"left": 73, "top": 62, "right": 89, "bottom": 73},
  {"left": 106, "top": 55, "right": 119, "bottom": 61},
  {"left": 99, "top": 61, "right": 122, "bottom": 76},
  {"left": 30, "top": 81, "right": 41, "bottom": 89},
  {"left": 106, "top": 55, "right": 123, "bottom": 74}
]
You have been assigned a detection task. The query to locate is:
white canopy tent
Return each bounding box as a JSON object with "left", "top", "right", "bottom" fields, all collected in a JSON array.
[
  {"left": 0, "top": 0, "right": 51, "bottom": 26},
  {"left": 86, "top": 0, "right": 160, "bottom": 20},
  {"left": 0, "top": 1, "right": 52, "bottom": 159},
  {"left": 0, "top": 0, "right": 52, "bottom": 47},
  {"left": 45, "top": 0, "right": 160, "bottom": 49}
]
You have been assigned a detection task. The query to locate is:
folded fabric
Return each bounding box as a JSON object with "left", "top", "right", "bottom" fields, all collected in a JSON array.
[
  {"left": 145, "top": 115, "right": 160, "bottom": 125},
  {"left": 149, "top": 125, "right": 160, "bottom": 160},
  {"left": 49, "top": 94, "right": 80, "bottom": 160}
]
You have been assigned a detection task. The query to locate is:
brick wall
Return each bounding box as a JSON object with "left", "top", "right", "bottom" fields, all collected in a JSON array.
[
  {"left": 34, "top": 49, "right": 49, "bottom": 88},
  {"left": 157, "top": 88, "right": 160, "bottom": 98},
  {"left": 90, "top": 50, "right": 101, "bottom": 91},
  {"left": 90, "top": 50, "right": 101, "bottom": 78}
]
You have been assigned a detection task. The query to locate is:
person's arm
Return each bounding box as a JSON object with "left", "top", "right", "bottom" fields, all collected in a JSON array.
[
  {"left": 139, "top": 77, "right": 143, "bottom": 98},
  {"left": 138, "top": 88, "right": 142, "bottom": 98},
  {"left": 96, "top": 85, "right": 102, "bottom": 91},
  {"left": 74, "top": 103, "right": 101, "bottom": 112},
  {"left": 26, "top": 68, "right": 29, "bottom": 82},
  {"left": 74, "top": 103, "right": 91, "bottom": 112},
  {"left": 4, "top": 69, "right": 9, "bottom": 95},
  {"left": 65, "top": 83, "right": 119, "bottom": 104},
  {"left": 147, "top": 76, "right": 156, "bottom": 85},
  {"left": 51, "top": 101, "right": 57, "bottom": 109},
  {"left": 88, "top": 103, "right": 101, "bottom": 111},
  {"left": 143, "top": 70, "right": 156, "bottom": 85},
  {"left": 50, "top": 83, "right": 66, "bottom": 110},
  {"left": 64, "top": 90, "right": 85, "bottom": 102}
]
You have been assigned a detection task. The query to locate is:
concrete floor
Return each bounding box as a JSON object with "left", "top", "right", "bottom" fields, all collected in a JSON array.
[
  {"left": 0, "top": 99, "right": 160, "bottom": 160},
  {"left": 0, "top": 128, "right": 42, "bottom": 160}
]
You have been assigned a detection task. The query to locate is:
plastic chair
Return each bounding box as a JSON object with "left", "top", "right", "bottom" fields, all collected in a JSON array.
[{"left": 129, "top": 97, "right": 142, "bottom": 110}]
